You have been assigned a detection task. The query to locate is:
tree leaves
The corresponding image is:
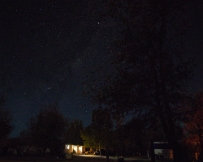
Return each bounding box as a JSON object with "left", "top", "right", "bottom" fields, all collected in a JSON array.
[{"left": 28, "top": 104, "right": 67, "bottom": 153}]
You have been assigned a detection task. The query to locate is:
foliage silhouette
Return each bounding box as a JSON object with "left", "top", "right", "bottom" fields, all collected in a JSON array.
[
  {"left": 85, "top": 1, "right": 195, "bottom": 161},
  {"left": 27, "top": 104, "right": 67, "bottom": 155}
]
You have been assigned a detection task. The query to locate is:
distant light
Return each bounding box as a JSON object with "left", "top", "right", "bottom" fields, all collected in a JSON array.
[
  {"left": 79, "top": 146, "right": 83, "bottom": 153},
  {"left": 98, "top": 22, "right": 100, "bottom": 25},
  {"left": 66, "top": 144, "right": 70, "bottom": 149},
  {"left": 74, "top": 146, "right": 77, "bottom": 153}
]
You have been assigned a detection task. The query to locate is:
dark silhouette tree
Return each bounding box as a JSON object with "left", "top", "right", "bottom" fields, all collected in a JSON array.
[
  {"left": 112, "top": 117, "right": 146, "bottom": 156},
  {"left": 64, "top": 119, "right": 83, "bottom": 145},
  {"left": 28, "top": 104, "right": 67, "bottom": 156},
  {"left": 91, "top": 108, "right": 113, "bottom": 146},
  {"left": 0, "top": 69, "right": 13, "bottom": 151},
  {"left": 85, "top": 1, "right": 194, "bottom": 161},
  {"left": 88, "top": 108, "right": 114, "bottom": 161},
  {"left": 0, "top": 107, "right": 13, "bottom": 147},
  {"left": 184, "top": 92, "right": 203, "bottom": 160},
  {"left": 81, "top": 125, "right": 97, "bottom": 151},
  {"left": 122, "top": 118, "right": 148, "bottom": 156},
  {"left": 17, "top": 129, "right": 33, "bottom": 156},
  {"left": 0, "top": 107, "right": 13, "bottom": 155}
]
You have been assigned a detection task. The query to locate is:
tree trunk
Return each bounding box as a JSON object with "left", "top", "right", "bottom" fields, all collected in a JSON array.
[
  {"left": 156, "top": 2, "right": 181, "bottom": 161},
  {"left": 150, "top": 140, "right": 155, "bottom": 162},
  {"left": 106, "top": 145, "right": 109, "bottom": 162}
]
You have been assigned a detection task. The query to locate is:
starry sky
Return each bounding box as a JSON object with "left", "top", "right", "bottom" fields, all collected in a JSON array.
[
  {"left": 1, "top": 0, "right": 203, "bottom": 137},
  {"left": 1, "top": 0, "right": 115, "bottom": 137}
]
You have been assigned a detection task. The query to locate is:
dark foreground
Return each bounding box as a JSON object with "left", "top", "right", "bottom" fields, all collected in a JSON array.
[{"left": 0, "top": 155, "right": 151, "bottom": 162}]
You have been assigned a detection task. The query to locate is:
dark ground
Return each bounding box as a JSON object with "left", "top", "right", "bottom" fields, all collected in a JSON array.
[{"left": 0, "top": 155, "right": 150, "bottom": 162}]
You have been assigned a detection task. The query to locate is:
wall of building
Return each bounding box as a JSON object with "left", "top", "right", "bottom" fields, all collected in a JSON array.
[{"left": 64, "top": 144, "right": 85, "bottom": 155}]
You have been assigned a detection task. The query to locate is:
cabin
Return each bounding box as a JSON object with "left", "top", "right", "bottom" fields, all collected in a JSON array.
[{"left": 64, "top": 144, "right": 85, "bottom": 155}]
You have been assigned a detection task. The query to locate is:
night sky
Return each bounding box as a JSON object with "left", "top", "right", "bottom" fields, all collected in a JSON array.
[{"left": 1, "top": 1, "right": 203, "bottom": 137}]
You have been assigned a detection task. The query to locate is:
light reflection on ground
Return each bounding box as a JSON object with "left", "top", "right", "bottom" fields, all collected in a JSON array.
[{"left": 74, "top": 154, "right": 150, "bottom": 161}]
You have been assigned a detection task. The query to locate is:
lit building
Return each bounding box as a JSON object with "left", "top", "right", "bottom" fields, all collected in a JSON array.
[{"left": 64, "top": 144, "right": 85, "bottom": 155}]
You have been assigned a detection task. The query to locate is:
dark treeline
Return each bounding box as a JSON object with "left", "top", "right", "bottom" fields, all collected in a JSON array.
[{"left": 0, "top": 103, "right": 83, "bottom": 158}]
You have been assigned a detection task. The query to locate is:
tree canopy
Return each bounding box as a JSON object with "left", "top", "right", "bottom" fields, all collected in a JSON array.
[
  {"left": 184, "top": 92, "right": 203, "bottom": 156},
  {"left": 28, "top": 104, "right": 67, "bottom": 155},
  {"left": 86, "top": 1, "right": 194, "bottom": 161},
  {"left": 64, "top": 119, "right": 83, "bottom": 145},
  {"left": 81, "top": 108, "right": 114, "bottom": 150},
  {"left": 0, "top": 67, "right": 13, "bottom": 142},
  {"left": 0, "top": 106, "right": 13, "bottom": 142}
]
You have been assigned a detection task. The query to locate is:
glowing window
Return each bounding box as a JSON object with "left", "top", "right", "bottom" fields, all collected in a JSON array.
[
  {"left": 79, "top": 146, "right": 82, "bottom": 153},
  {"left": 66, "top": 145, "right": 70, "bottom": 149},
  {"left": 74, "top": 146, "right": 77, "bottom": 153}
]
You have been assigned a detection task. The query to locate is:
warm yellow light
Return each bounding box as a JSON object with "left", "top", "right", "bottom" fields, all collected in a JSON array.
[
  {"left": 66, "top": 144, "right": 70, "bottom": 149},
  {"left": 79, "top": 146, "right": 82, "bottom": 153},
  {"left": 74, "top": 145, "right": 77, "bottom": 153}
]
